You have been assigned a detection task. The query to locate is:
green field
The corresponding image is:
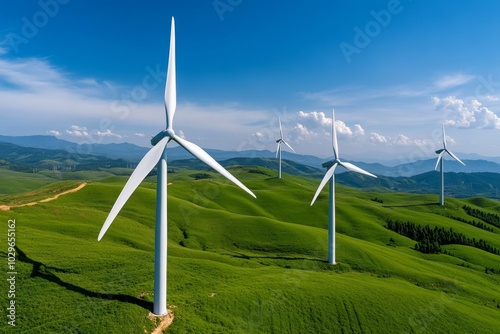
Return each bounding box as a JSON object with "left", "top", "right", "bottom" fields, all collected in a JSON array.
[{"left": 1, "top": 167, "right": 499, "bottom": 333}]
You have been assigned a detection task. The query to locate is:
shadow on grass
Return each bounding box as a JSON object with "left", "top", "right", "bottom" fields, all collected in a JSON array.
[
  {"left": 229, "top": 251, "right": 328, "bottom": 263},
  {"left": 15, "top": 246, "right": 153, "bottom": 311},
  {"left": 382, "top": 202, "right": 438, "bottom": 208}
]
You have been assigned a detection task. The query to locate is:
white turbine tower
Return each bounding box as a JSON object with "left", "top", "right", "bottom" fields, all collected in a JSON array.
[
  {"left": 434, "top": 122, "right": 465, "bottom": 206},
  {"left": 275, "top": 117, "right": 295, "bottom": 178},
  {"left": 97, "top": 17, "right": 256, "bottom": 316},
  {"left": 310, "top": 109, "right": 377, "bottom": 265}
]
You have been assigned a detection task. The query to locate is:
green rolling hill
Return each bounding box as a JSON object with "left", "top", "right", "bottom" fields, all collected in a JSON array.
[{"left": 0, "top": 167, "right": 499, "bottom": 333}]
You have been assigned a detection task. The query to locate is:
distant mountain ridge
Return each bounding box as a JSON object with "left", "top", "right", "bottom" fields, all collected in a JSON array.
[
  {"left": 0, "top": 141, "right": 129, "bottom": 171},
  {"left": 334, "top": 171, "right": 500, "bottom": 199},
  {"left": 347, "top": 158, "right": 500, "bottom": 177},
  {"left": 0, "top": 139, "right": 499, "bottom": 198},
  {"left": 0, "top": 135, "right": 149, "bottom": 161},
  {"left": 1, "top": 135, "right": 499, "bottom": 177}
]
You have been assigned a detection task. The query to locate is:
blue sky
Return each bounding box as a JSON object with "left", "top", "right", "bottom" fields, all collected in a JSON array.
[{"left": 1, "top": 0, "right": 500, "bottom": 163}]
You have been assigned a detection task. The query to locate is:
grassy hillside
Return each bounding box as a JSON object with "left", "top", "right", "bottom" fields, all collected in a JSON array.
[
  {"left": 1, "top": 167, "right": 499, "bottom": 333},
  {"left": 0, "top": 167, "right": 135, "bottom": 197}
]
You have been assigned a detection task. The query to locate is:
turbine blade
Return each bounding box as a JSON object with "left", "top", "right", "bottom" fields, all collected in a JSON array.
[
  {"left": 435, "top": 152, "right": 444, "bottom": 170},
  {"left": 332, "top": 109, "right": 339, "bottom": 160},
  {"left": 165, "top": 17, "right": 176, "bottom": 130},
  {"left": 98, "top": 137, "right": 169, "bottom": 241},
  {"left": 311, "top": 163, "right": 337, "bottom": 206},
  {"left": 442, "top": 123, "right": 447, "bottom": 149},
  {"left": 282, "top": 140, "right": 295, "bottom": 153},
  {"left": 446, "top": 149, "right": 466, "bottom": 166},
  {"left": 275, "top": 142, "right": 281, "bottom": 158},
  {"left": 279, "top": 117, "right": 283, "bottom": 139},
  {"left": 174, "top": 135, "right": 256, "bottom": 198},
  {"left": 339, "top": 161, "right": 377, "bottom": 178}
]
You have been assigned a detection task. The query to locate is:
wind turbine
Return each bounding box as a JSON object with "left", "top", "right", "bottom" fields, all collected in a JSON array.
[
  {"left": 275, "top": 117, "right": 295, "bottom": 178},
  {"left": 434, "top": 122, "right": 465, "bottom": 206},
  {"left": 97, "top": 17, "right": 256, "bottom": 316},
  {"left": 310, "top": 109, "right": 376, "bottom": 265}
]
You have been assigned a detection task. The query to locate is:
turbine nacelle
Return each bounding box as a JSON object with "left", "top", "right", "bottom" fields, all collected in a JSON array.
[
  {"left": 322, "top": 160, "right": 337, "bottom": 169},
  {"left": 435, "top": 148, "right": 445, "bottom": 154},
  {"left": 151, "top": 129, "right": 175, "bottom": 146}
]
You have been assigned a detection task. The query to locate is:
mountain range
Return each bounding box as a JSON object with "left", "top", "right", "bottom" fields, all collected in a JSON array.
[
  {"left": 1, "top": 135, "right": 500, "bottom": 176},
  {"left": 1, "top": 135, "right": 499, "bottom": 199}
]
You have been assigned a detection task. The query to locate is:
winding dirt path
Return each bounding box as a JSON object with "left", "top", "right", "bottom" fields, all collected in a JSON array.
[{"left": 0, "top": 182, "right": 87, "bottom": 211}]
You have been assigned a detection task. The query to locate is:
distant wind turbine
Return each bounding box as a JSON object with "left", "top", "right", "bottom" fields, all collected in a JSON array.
[
  {"left": 434, "top": 122, "right": 465, "bottom": 206},
  {"left": 275, "top": 117, "right": 295, "bottom": 178},
  {"left": 311, "top": 109, "right": 377, "bottom": 265},
  {"left": 97, "top": 17, "right": 256, "bottom": 316}
]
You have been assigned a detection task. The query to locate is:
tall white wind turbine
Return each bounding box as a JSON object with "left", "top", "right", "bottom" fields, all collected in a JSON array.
[
  {"left": 275, "top": 117, "right": 295, "bottom": 178},
  {"left": 310, "top": 109, "right": 376, "bottom": 265},
  {"left": 97, "top": 17, "right": 256, "bottom": 316},
  {"left": 434, "top": 122, "right": 465, "bottom": 206}
]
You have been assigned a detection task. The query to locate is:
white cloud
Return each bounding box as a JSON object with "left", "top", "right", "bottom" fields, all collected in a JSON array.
[
  {"left": 434, "top": 73, "right": 475, "bottom": 90},
  {"left": 434, "top": 96, "right": 500, "bottom": 129},
  {"left": 444, "top": 135, "right": 456, "bottom": 145},
  {"left": 292, "top": 123, "right": 317, "bottom": 142},
  {"left": 66, "top": 125, "right": 89, "bottom": 137},
  {"left": 353, "top": 124, "right": 365, "bottom": 136},
  {"left": 46, "top": 130, "right": 61, "bottom": 136},
  {"left": 295, "top": 110, "right": 366, "bottom": 138},
  {"left": 392, "top": 134, "right": 412, "bottom": 145},
  {"left": 70, "top": 125, "right": 87, "bottom": 131},
  {"left": 370, "top": 132, "right": 431, "bottom": 146},
  {"left": 370, "top": 132, "right": 387, "bottom": 143},
  {"left": 252, "top": 131, "right": 265, "bottom": 139},
  {"left": 0, "top": 56, "right": 140, "bottom": 129},
  {"left": 96, "top": 129, "right": 122, "bottom": 138},
  {"left": 251, "top": 131, "right": 269, "bottom": 143},
  {"left": 0, "top": 57, "right": 67, "bottom": 91},
  {"left": 134, "top": 132, "right": 146, "bottom": 137},
  {"left": 178, "top": 130, "right": 186, "bottom": 139},
  {"left": 297, "top": 111, "right": 332, "bottom": 127},
  {"left": 484, "top": 95, "right": 499, "bottom": 101},
  {"left": 294, "top": 111, "right": 330, "bottom": 140},
  {"left": 335, "top": 120, "right": 352, "bottom": 136},
  {"left": 295, "top": 123, "right": 313, "bottom": 136}
]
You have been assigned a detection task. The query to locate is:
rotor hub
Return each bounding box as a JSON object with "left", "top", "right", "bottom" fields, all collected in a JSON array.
[{"left": 166, "top": 128, "right": 176, "bottom": 138}]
